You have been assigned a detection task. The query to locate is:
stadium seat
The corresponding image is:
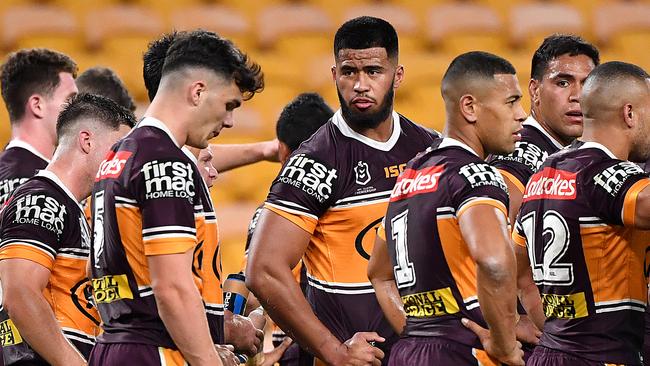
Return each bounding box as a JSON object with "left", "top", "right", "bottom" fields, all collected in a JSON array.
[
  {"left": 341, "top": 3, "right": 422, "bottom": 53},
  {"left": 425, "top": 3, "right": 506, "bottom": 55},
  {"left": 1, "top": 5, "right": 81, "bottom": 55},
  {"left": 169, "top": 4, "right": 254, "bottom": 52},
  {"left": 509, "top": 2, "right": 585, "bottom": 53},
  {"left": 256, "top": 4, "right": 334, "bottom": 56},
  {"left": 84, "top": 4, "right": 165, "bottom": 100},
  {"left": 593, "top": 1, "right": 650, "bottom": 62}
]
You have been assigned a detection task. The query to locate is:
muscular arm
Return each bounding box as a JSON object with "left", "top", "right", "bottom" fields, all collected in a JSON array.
[
  {"left": 0, "top": 259, "right": 86, "bottom": 366},
  {"left": 149, "top": 251, "right": 222, "bottom": 366},
  {"left": 246, "top": 209, "right": 383, "bottom": 366},
  {"left": 459, "top": 204, "right": 518, "bottom": 358},
  {"left": 210, "top": 140, "right": 279, "bottom": 173},
  {"left": 367, "top": 235, "right": 406, "bottom": 335},
  {"left": 514, "top": 245, "right": 545, "bottom": 330}
]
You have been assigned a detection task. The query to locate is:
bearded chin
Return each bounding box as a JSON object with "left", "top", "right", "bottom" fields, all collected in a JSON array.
[{"left": 338, "top": 86, "right": 394, "bottom": 130}]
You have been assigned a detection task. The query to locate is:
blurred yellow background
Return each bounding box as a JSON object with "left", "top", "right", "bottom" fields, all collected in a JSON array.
[{"left": 1, "top": 0, "right": 650, "bottom": 276}]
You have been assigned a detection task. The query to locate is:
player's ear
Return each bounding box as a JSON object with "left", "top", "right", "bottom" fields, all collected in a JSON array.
[
  {"left": 27, "top": 94, "right": 45, "bottom": 119},
  {"left": 459, "top": 94, "right": 478, "bottom": 123},
  {"left": 331, "top": 65, "right": 337, "bottom": 82},
  {"left": 78, "top": 130, "right": 92, "bottom": 154},
  {"left": 189, "top": 80, "right": 207, "bottom": 106},
  {"left": 529, "top": 78, "right": 540, "bottom": 107},
  {"left": 393, "top": 65, "right": 404, "bottom": 89},
  {"left": 623, "top": 103, "right": 636, "bottom": 129}
]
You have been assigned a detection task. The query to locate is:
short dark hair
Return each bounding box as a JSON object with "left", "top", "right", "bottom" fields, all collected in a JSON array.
[
  {"left": 76, "top": 67, "right": 136, "bottom": 112},
  {"left": 334, "top": 16, "right": 398, "bottom": 60},
  {"left": 1, "top": 48, "right": 77, "bottom": 122},
  {"left": 277, "top": 93, "right": 333, "bottom": 152},
  {"left": 442, "top": 51, "right": 516, "bottom": 88},
  {"left": 585, "top": 61, "right": 650, "bottom": 86},
  {"left": 531, "top": 34, "right": 600, "bottom": 80},
  {"left": 143, "top": 31, "right": 177, "bottom": 102},
  {"left": 56, "top": 93, "right": 136, "bottom": 141},
  {"left": 161, "top": 30, "right": 264, "bottom": 101}
]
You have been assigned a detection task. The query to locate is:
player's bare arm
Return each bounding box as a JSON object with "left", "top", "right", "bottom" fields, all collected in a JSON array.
[
  {"left": 0, "top": 259, "right": 86, "bottom": 366},
  {"left": 459, "top": 204, "right": 523, "bottom": 366},
  {"left": 514, "top": 244, "right": 545, "bottom": 331},
  {"left": 149, "top": 250, "right": 223, "bottom": 366},
  {"left": 247, "top": 209, "right": 384, "bottom": 366},
  {"left": 632, "top": 185, "right": 650, "bottom": 229},
  {"left": 501, "top": 174, "right": 525, "bottom": 228},
  {"left": 210, "top": 139, "right": 279, "bottom": 173},
  {"left": 368, "top": 234, "right": 406, "bottom": 335}
]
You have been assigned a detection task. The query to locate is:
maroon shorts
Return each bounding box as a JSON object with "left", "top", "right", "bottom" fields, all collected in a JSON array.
[
  {"left": 388, "top": 337, "right": 501, "bottom": 366},
  {"left": 528, "top": 346, "right": 631, "bottom": 366},
  {"left": 89, "top": 343, "right": 185, "bottom": 366}
]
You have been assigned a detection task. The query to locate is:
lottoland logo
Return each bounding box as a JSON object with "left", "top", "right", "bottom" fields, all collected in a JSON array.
[
  {"left": 279, "top": 154, "right": 338, "bottom": 203},
  {"left": 390, "top": 165, "right": 444, "bottom": 202},
  {"left": 14, "top": 194, "right": 66, "bottom": 235},
  {"left": 523, "top": 167, "right": 576, "bottom": 202},
  {"left": 141, "top": 160, "right": 195, "bottom": 201}
]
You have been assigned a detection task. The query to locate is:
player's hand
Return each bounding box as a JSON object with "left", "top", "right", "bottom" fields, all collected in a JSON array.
[
  {"left": 224, "top": 312, "right": 264, "bottom": 356},
  {"left": 259, "top": 337, "right": 293, "bottom": 366},
  {"left": 515, "top": 315, "right": 541, "bottom": 345},
  {"left": 215, "top": 344, "right": 238, "bottom": 366},
  {"left": 261, "top": 139, "right": 280, "bottom": 162},
  {"left": 462, "top": 318, "right": 524, "bottom": 366},
  {"left": 337, "top": 332, "right": 385, "bottom": 366}
]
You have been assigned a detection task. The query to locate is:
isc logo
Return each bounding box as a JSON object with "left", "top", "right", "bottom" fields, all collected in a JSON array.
[
  {"left": 14, "top": 194, "right": 67, "bottom": 235},
  {"left": 96, "top": 151, "right": 133, "bottom": 181},
  {"left": 141, "top": 160, "right": 195, "bottom": 200},
  {"left": 279, "top": 154, "right": 338, "bottom": 203}
]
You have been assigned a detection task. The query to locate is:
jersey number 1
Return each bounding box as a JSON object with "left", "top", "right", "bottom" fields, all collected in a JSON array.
[{"left": 392, "top": 210, "right": 416, "bottom": 288}]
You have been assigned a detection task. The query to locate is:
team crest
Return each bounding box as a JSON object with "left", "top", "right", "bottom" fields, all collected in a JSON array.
[{"left": 354, "top": 161, "right": 371, "bottom": 185}]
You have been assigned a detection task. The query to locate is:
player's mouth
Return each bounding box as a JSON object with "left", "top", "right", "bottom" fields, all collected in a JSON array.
[
  {"left": 565, "top": 109, "right": 583, "bottom": 124},
  {"left": 513, "top": 128, "right": 522, "bottom": 142},
  {"left": 351, "top": 97, "right": 375, "bottom": 111}
]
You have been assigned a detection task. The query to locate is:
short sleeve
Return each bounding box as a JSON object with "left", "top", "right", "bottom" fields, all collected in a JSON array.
[
  {"left": 587, "top": 161, "right": 650, "bottom": 226},
  {"left": 265, "top": 152, "right": 338, "bottom": 234},
  {"left": 512, "top": 219, "right": 528, "bottom": 248},
  {"left": 134, "top": 158, "right": 199, "bottom": 256},
  {"left": 452, "top": 162, "right": 510, "bottom": 220},
  {"left": 0, "top": 191, "right": 66, "bottom": 270}
]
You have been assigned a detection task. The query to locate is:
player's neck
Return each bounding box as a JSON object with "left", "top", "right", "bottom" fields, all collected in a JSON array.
[
  {"left": 47, "top": 153, "right": 92, "bottom": 202},
  {"left": 531, "top": 109, "right": 572, "bottom": 146},
  {"left": 580, "top": 124, "right": 629, "bottom": 161},
  {"left": 347, "top": 113, "right": 394, "bottom": 142},
  {"left": 11, "top": 119, "right": 55, "bottom": 159},
  {"left": 443, "top": 127, "right": 486, "bottom": 159},
  {"left": 143, "top": 99, "right": 188, "bottom": 147}
]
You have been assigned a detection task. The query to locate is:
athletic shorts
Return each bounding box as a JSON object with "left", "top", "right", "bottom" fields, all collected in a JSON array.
[
  {"left": 89, "top": 343, "right": 186, "bottom": 366},
  {"left": 528, "top": 346, "right": 628, "bottom": 366},
  {"left": 388, "top": 336, "right": 500, "bottom": 366}
]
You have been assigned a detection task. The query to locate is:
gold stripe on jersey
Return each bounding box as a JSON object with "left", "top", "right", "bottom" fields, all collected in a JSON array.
[
  {"left": 92, "top": 274, "right": 134, "bottom": 303},
  {"left": 402, "top": 287, "right": 459, "bottom": 317},
  {"left": 542, "top": 292, "right": 588, "bottom": 319},
  {"left": 438, "top": 218, "right": 477, "bottom": 303},
  {"left": 472, "top": 348, "right": 500, "bottom": 366},
  {"left": 116, "top": 206, "right": 150, "bottom": 286},
  {"left": 265, "top": 204, "right": 317, "bottom": 234},
  {"left": 622, "top": 179, "right": 650, "bottom": 226},
  {"left": 512, "top": 230, "right": 526, "bottom": 248},
  {"left": 158, "top": 346, "right": 187, "bottom": 366},
  {"left": 377, "top": 222, "right": 386, "bottom": 241},
  {"left": 498, "top": 168, "right": 526, "bottom": 194},
  {"left": 0, "top": 318, "right": 23, "bottom": 346},
  {"left": 0, "top": 243, "right": 54, "bottom": 269}
]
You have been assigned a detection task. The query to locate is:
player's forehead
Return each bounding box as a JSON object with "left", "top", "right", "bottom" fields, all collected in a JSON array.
[
  {"left": 543, "top": 53, "right": 596, "bottom": 80},
  {"left": 336, "top": 47, "right": 389, "bottom": 67}
]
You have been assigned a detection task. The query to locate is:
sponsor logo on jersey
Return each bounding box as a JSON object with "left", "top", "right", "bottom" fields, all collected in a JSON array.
[
  {"left": 459, "top": 163, "right": 508, "bottom": 191},
  {"left": 0, "top": 177, "right": 27, "bottom": 205},
  {"left": 542, "top": 292, "right": 588, "bottom": 319},
  {"left": 0, "top": 319, "right": 23, "bottom": 346},
  {"left": 401, "top": 287, "right": 460, "bottom": 317},
  {"left": 493, "top": 141, "right": 548, "bottom": 172},
  {"left": 523, "top": 167, "right": 577, "bottom": 201},
  {"left": 92, "top": 274, "right": 134, "bottom": 304},
  {"left": 390, "top": 165, "right": 444, "bottom": 202},
  {"left": 96, "top": 151, "right": 133, "bottom": 181},
  {"left": 593, "top": 161, "right": 645, "bottom": 196},
  {"left": 141, "top": 160, "right": 195, "bottom": 201},
  {"left": 278, "top": 154, "right": 338, "bottom": 203},
  {"left": 354, "top": 161, "right": 371, "bottom": 185},
  {"left": 14, "top": 194, "right": 67, "bottom": 235}
]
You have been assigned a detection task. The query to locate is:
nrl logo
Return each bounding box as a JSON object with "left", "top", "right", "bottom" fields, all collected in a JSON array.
[{"left": 354, "top": 161, "right": 371, "bottom": 185}]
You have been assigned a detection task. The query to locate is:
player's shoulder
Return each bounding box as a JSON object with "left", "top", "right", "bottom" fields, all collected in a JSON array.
[
  {"left": 397, "top": 113, "right": 441, "bottom": 141},
  {"left": 0, "top": 146, "right": 48, "bottom": 180}
]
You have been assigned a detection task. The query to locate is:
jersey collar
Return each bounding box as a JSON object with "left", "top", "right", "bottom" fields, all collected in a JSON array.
[
  {"left": 137, "top": 116, "right": 182, "bottom": 148},
  {"left": 439, "top": 137, "right": 480, "bottom": 157},
  {"left": 523, "top": 115, "right": 564, "bottom": 150},
  {"left": 35, "top": 169, "right": 84, "bottom": 210},
  {"left": 5, "top": 139, "right": 51, "bottom": 163},
  {"left": 332, "top": 109, "right": 401, "bottom": 152},
  {"left": 578, "top": 141, "right": 617, "bottom": 159}
]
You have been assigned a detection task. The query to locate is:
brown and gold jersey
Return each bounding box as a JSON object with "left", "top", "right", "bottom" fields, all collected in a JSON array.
[
  {"left": 90, "top": 117, "right": 207, "bottom": 349},
  {"left": 513, "top": 140, "right": 650, "bottom": 365},
  {"left": 380, "top": 138, "right": 509, "bottom": 349},
  {"left": 0, "top": 140, "right": 49, "bottom": 206},
  {"left": 0, "top": 170, "right": 99, "bottom": 364}
]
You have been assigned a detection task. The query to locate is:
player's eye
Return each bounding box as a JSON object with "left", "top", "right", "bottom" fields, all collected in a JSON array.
[{"left": 557, "top": 80, "right": 570, "bottom": 88}]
